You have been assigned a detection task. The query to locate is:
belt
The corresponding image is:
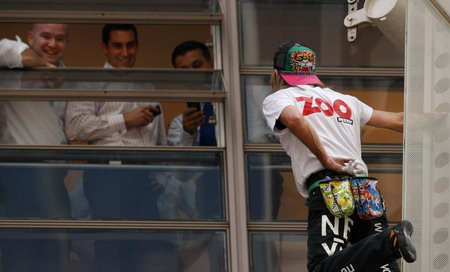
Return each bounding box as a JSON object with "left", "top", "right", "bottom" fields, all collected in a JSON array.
[{"left": 305, "top": 169, "right": 340, "bottom": 195}]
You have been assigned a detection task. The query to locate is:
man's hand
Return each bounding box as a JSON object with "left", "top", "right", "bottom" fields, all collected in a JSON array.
[
  {"left": 322, "top": 157, "right": 352, "bottom": 174},
  {"left": 341, "top": 159, "right": 366, "bottom": 175},
  {"left": 323, "top": 157, "right": 365, "bottom": 175},
  {"left": 21, "top": 48, "right": 55, "bottom": 68},
  {"left": 182, "top": 107, "right": 205, "bottom": 134},
  {"left": 123, "top": 105, "right": 159, "bottom": 127}
]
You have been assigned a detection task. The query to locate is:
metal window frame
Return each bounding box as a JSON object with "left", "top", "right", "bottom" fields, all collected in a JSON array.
[{"left": 429, "top": 0, "right": 450, "bottom": 24}]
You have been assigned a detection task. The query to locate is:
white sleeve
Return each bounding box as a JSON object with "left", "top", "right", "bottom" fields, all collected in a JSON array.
[
  {"left": 0, "top": 36, "right": 29, "bottom": 68},
  {"left": 64, "top": 101, "right": 126, "bottom": 142},
  {"left": 351, "top": 96, "right": 374, "bottom": 127},
  {"left": 360, "top": 104, "right": 373, "bottom": 127},
  {"left": 167, "top": 114, "right": 197, "bottom": 146},
  {"left": 262, "top": 90, "right": 295, "bottom": 135}
]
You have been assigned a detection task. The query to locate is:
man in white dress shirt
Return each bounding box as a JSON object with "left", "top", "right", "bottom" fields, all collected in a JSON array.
[
  {"left": 64, "top": 24, "right": 173, "bottom": 272},
  {"left": 0, "top": 23, "right": 69, "bottom": 144},
  {"left": 0, "top": 23, "right": 71, "bottom": 272},
  {"left": 166, "top": 40, "right": 226, "bottom": 271}
]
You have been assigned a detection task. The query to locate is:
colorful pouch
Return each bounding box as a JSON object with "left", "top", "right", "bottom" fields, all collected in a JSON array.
[
  {"left": 319, "top": 177, "right": 355, "bottom": 218},
  {"left": 350, "top": 176, "right": 385, "bottom": 221}
]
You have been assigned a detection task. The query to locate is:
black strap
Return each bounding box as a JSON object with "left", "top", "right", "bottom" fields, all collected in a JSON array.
[{"left": 305, "top": 169, "right": 340, "bottom": 189}]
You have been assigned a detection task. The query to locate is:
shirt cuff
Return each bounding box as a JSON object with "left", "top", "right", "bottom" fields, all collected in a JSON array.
[
  {"left": 15, "top": 35, "right": 29, "bottom": 54},
  {"left": 180, "top": 130, "right": 196, "bottom": 146}
]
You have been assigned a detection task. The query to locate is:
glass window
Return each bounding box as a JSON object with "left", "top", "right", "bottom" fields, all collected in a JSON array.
[
  {"left": 0, "top": 69, "right": 224, "bottom": 93},
  {"left": 0, "top": 100, "right": 224, "bottom": 148},
  {"left": 242, "top": 75, "right": 404, "bottom": 145},
  {"left": 364, "top": 153, "right": 403, "bottom": 222},
  {"left": 249, "top": 231, "right": 307, "bottom": 272},
  {"left": 246, "top": 152, "right": 304, "bottom": 222},
  {"left": 246, "top": 152, "right": 402, "bottom": 222},
  {"left": 0, "top": 149, "right": 225, "bottom": 221},
  {"left": 0, "top": 228, "right": 227, "bottom": 272},
  {"left": 239, "top": 0, "right": 404, "bottom": 67},
  {"left": 1, "top": 23, "right": 215, "bottom": 69}
]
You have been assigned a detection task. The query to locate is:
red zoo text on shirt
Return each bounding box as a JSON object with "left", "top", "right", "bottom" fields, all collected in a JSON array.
[{"left": 296, "top": 96, "right": 352, "bottom": 119}]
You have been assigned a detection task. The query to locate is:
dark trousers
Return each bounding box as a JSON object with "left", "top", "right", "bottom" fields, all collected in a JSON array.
[
  {"left": 84, "top": 169, "right": 179, "bottom": 272},
  {"left": 306, "top": 170, "right": 400, "bottom": 272},
  {"left": 0, "top": 167, "right": 71, "bottom": 272}
]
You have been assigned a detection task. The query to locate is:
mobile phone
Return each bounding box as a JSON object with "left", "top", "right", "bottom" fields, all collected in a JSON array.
[
  {"left": 187, "top": 102, "right": 201, "bottom": 112},
  {"left": 147, "top": 105, "right": 161, "bottom": 117}
]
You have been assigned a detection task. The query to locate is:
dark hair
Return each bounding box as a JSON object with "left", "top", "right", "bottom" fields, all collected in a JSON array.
[
  {"left": 273, "top": 40, "right": 296, "bottom": 71},
  {"left": 102, "top": 24, "right": 138, "bottom": 45},
  {"left": 171, "top": 40, "right": 211, "bottom": 67}
]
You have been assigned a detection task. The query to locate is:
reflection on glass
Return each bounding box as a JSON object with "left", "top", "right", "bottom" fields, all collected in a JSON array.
[
  {"left": 0, "top": 229, "right": 226, "bottom": 272},
  {"left": 0, "top": 100, "right": 67, "bottom": 145},
  {"left": 242, "top": 75, "right": 279, "bottom": 144},
  {"left": 249, "top": 231, "right": 307, "bottom": 272},
  {"left": 246, "top": 152, "right": 304, "bottom": 222},
  {"left": 0, "top": 69, "right": 224, "bottom": 91},
  {"left": 0, "top": 149, "right": 224, "bottom": 221},
  {"left": 246, "top": 152, "right": 403, "bottom": 222},
  {"left": 364, "top": 152, "right": 403, "bottom": 222},
  {"left": 0, "top": 100, "right": 224, "bottom": 147},
  {"left": 0, "top": 0, "right": 222, "bottom": 13},
  {"left": 240, "top": 0, "right": 404, "bottom": 67},
  {"left": 242, "top": 75, "right": 404, "bottom": 144}
]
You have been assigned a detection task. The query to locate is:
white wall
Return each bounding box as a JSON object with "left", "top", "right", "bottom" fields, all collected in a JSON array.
[{"left": 404, "top": 0, "right": 450, "bottom": 270}]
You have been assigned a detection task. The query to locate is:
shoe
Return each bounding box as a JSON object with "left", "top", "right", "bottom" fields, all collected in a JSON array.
[{"left": 390, "top": 220, "right": 416, "bottom": 263}]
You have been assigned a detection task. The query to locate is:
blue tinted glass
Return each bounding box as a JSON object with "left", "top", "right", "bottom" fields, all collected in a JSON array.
[
  {"left": 0, "top": 228, "right": 227, "bottom": 272},
  {"left": 0, "top": 149, "right": 224, "bottom": 221}
]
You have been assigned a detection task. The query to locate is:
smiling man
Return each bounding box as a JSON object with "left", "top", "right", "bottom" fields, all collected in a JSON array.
[
  {"left": 64, "top": 24, "right": 173, "bottom": 272},
  {"left": 0, "top": 23, "right": 68, "bottom": 68},
  {"left": 0, "top": 23, "right": 71, "bottom": 272},
  {"left": 28, "top": 23, "right": 69, "bottom": 66},
  {"left": 101, "top": 24, "right": 138, "bottom": 68}
]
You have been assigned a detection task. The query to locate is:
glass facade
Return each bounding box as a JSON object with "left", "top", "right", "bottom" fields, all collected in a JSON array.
[
  {"left": 0, "top": 0, "right": 408, "bottom": 271},
  {"left": 240, "top": 0, "right": 405, "bottom": 270},
  {"left": 239, "top": 0, "right": 404, "bottom": 68},
  {"left": 0, "top": 69, "right": 224, "bottom": 93},
  {"left": 0, "top": 149, "right": 224, "bottom": 221},
  {"left": 0, "top": 228, "right": 227, "bottom": 272},
  {"left": 249, "top": 231, "right": 307, "bottom": 272}
]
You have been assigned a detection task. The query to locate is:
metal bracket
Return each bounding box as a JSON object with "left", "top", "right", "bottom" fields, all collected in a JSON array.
[{"left": 344, "top": 0, "right": 372, "bottom": 42}]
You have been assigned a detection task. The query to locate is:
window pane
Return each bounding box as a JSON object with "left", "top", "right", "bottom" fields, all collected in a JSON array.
[
  {"left": 0, "top": 228, "right": 227, "bottom": 272},
  {"left": 0, "top": 149, "right": 224, "bottom": 221},
  {"left": 364, "top": 153, "right": 403, "bottom": 222},
  {"left": 240, "top": 0, "right": 403, "bottom": 67},
  {"left": 0, "top": 69, "right": 224, "bottom": 93},
  {"left": 246, "top": 152, "right": 403, "bottom": 222},
  {"left": 0, "top": 0, "right": 222, "bottom": 13},
  {"left": 0, "top": 100, "right": 224, "bottom": 147},
  {"left": 2, "top": 23, "right": 214, "bottom": 69},
  {"left": 242, "top": 75, "right": 404, "bottom": 144},
  {"left": 246, "top": 152, "right": 304, "bottom": 222},
  {"left": 242, "top": 76, "right": 275, "bottom": 144},
  {"left": 249, "top": 231, "right": 307, "bottom": 272}
]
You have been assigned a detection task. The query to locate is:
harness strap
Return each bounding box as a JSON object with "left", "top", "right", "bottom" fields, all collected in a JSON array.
[{"left": 306, "top": 178, "right": 327, "bottom": 194}]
